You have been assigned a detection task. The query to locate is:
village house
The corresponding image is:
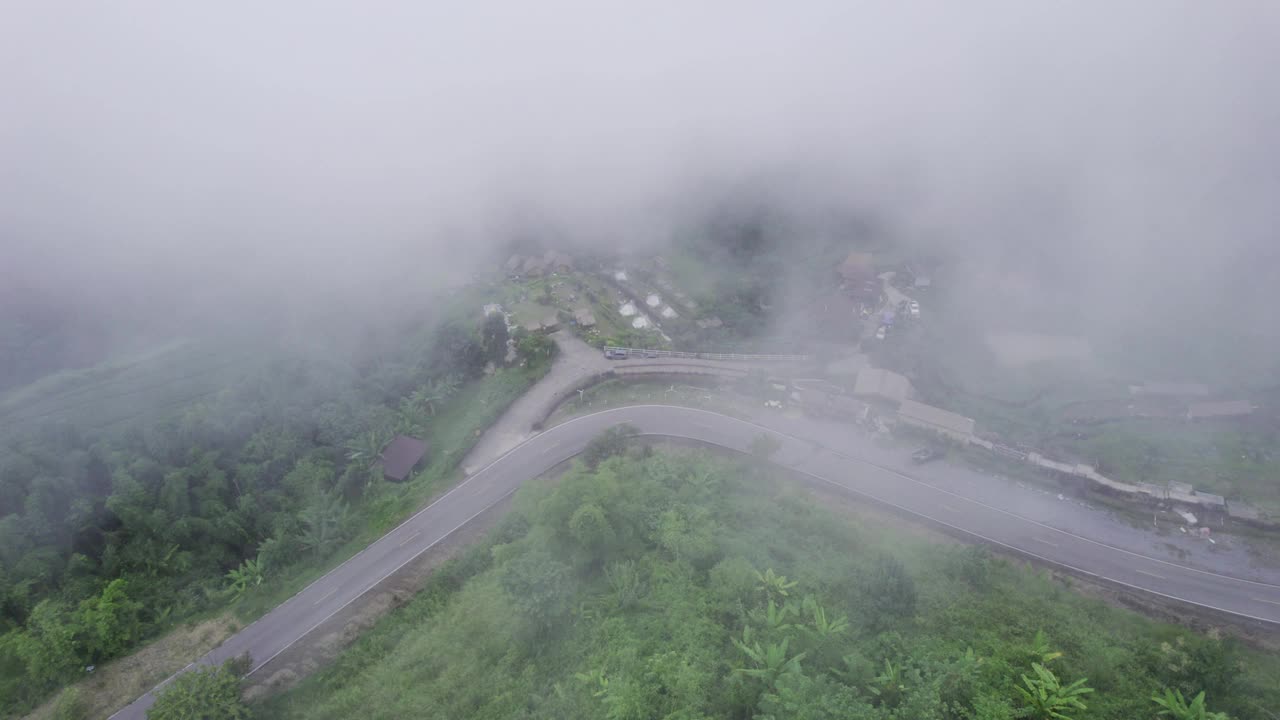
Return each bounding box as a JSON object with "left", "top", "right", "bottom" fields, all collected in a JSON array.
[
  {"left": 896, "top": 399, "right": 975, "bottom": 443},
  {"left": 380, "top": 435, "right": 428, "bottom": 482},
  {"left": 852, "top": 367, "right": 913, "bottom": 406}
]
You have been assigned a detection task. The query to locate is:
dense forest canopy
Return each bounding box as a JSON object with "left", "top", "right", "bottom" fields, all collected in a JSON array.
[{"left": 0, "top": 298, "right": 554, "bottom": 715}]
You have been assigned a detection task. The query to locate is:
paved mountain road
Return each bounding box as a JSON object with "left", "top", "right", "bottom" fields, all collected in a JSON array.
[{"left": 109, "top": 405, "right": 1280, "bottom": 719}]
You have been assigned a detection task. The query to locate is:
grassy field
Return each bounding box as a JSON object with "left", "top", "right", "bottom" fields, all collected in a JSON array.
[{"left": 259, "top": 447, "right": 1279, "bottom": 720}]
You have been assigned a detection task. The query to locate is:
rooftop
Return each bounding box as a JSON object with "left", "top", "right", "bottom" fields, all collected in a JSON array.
[
  {"left": 897, "top": 399, "right": 975, "bottom": 436},
  {"left": 381, "top": 435, "right": 428, "bottom": 482},
  {"left": 852, "top": 368, "right": 912, "bottom": 404}
]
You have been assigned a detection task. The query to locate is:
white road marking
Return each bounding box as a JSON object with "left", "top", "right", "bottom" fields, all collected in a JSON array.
[
  {"left": 1253, "top": 597, "right": 1280, "bottom": 607},
  {"left": 1032, "top": 537, "right": 1059, "bottom": 548},
  {"left": 939, "top": 504, "right": 960, "bottom": 513},
  {"left": 398, "top": 530, "right": 421, "bottom": 547},
  {"left": 1136, "top": 569, "right": 1166, "bottom": 580},
  {"left": 313, "top": 587, "right": 338, "bottom": 605}
]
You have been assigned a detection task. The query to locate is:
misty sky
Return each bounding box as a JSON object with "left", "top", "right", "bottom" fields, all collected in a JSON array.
[{"left": 3, "top": 1, "right": 1279, "bottom": 340}]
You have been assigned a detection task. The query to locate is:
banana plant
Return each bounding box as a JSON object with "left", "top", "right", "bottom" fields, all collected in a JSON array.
[
  {"left": 732, "top": 627, "right": 807, "bottom": 688},
  {"left": 749, "top": 598, "right": 798, "bottom": 633},
  {"left": 1151, "top": 688, "right": 1229, "bottom": 720},
  {"left": 1015, "top": 662, "right": 1093, "bottom": 720},
  {"left": 755, "top": 568, "right": 798, "bottom": 604},
  {"left": 868, "top": 659, "right": 908, "bottom": 708},
  {"left": 224, "top": 556, "right": 264, "bottom": 599},
  {"left": 801, "top": 595, "right": 849, "bottom": 641}
]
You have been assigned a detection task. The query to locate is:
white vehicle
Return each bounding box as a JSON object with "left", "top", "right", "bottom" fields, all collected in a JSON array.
[
  {"left": 909, "top": 300, "right": 920, "bottom": 318},
  {"left": 875, "top": 326, "right": 887, "bottom": 340}
]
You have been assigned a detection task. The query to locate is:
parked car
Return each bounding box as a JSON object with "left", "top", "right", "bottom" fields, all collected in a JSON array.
[
  {"left": 645, "top": 351, "right": 658, "bottom": 358},
  {"left": 911, "top": 446, "right": 944, "bottom": 464},
  {"left": 604, "top": 348, "right": 629, "bottom": 359},
  {"left": 909, "top": 300, "right": 920, "bottom": 318},
  {"left": 875, "top": 326, "right": 887, "bottom": 341}
]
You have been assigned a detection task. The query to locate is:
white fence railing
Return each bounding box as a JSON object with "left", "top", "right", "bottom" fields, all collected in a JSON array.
[{"left": 603, "top": 346, "right": 811, "bottom": 363}]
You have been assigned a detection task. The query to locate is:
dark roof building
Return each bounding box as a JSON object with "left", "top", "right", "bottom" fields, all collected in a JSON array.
[{"left": 381, "top": 435, "right": 428, "bottom": 482}]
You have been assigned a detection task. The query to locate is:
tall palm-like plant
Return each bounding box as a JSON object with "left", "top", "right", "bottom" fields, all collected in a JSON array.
[
  {"left": 299, "top": 491, "right": 350, "bottom": 558},
  {"left": 1151, "top": 689, "right": 1229, "bottom": 720},
  {"left": 801, "top": 595, "right": 849, "bottom": 642},
  {"left": 755, "top": 568, "right": 798, "bottom": 604},
  {"left": 732, "top": 627, "right": 806, "bottom": 689},
  {"left": 869, "top": 659, "right": 908, "bottom": 708},
  {"left": 411, "top": 375, "right": 460, "bottom": 417},
  {"left": 344, "top": 430, "right": 388, "bottom": 471},
  {"left": 748, "top": 598, "right": 798, "bottom": 633},
  {"left": 1016, "top": 663, "right": 1093, "bottom": 720},
  {"left": 224, "top": 556, "right": 264, "bottom": 599}
]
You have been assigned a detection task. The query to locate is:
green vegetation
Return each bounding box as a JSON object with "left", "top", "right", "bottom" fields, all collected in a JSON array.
[
  {"left": 147, "top": 658, "right": 250, "bottom": 720},
  {"left": 263, "top": 446, "right": 1276, "bottom": 719},
  {"left": 0, "top": 306, "right": 557, "bottom": 716}
]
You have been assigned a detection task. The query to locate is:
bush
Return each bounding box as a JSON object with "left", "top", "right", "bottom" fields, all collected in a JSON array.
[
  {"left": 582, "top": 425, "right": 637, "bottom": 469},
  {"left": 147, "top": 659, "right": 250, "bottom": 720}
]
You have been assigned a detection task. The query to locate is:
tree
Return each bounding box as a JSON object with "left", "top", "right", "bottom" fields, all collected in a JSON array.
[
  {"left": 749, "top": 597, "right": 798, "bottom": 633},
  {"left": 434, "top": 322, "right": 487, "bottom": 379},
  {"left": 568, "top": 502, "right": 614, "bottom": 554},
  {"left": 583, "top": 425, "right": 636, "bottom": 469},
  {"left": 1015, "top": 663, "right": 1093, "bottom": 720},
  {"left": 344, "top": 430, "right": 388, "bottom": 476},
  {"left": 516, "top": 332, "right": 557, "bottom": 366},
  {"left": 480, "top": 313, "right": 510, "bottom": 366},
  {"left": 654, "top": 503, "right": 718, "bottom": 566},
  {"left": 16, "top": 599, "right": 81, "bottom": 685},
  {"left": 603, "top": 560, "right": 646, "bottom": 611},
  {"left": 1151, "top": 689, "right": 1230, "bottom": 720},
  {"left": 224, "top": 556, "right": 264, "bottom": 600},
  {"left": 147, "top": 660, "right": 250, "bottom": 720},
  {"left": 732, "top": 627, "right": 807, "bottom": 689},
  {"left": 298, "top": 491, "right": 350, "bottom": 559},
  {"left": 77, "top": 578, "right": 142, "bottom": 661},
  {"left": 407, "top": 376, "right": 460, "bottom": 418},
  {"left": 800, "top": 595, "right": 848, "bottom": 643},
  {"left": 499, "top": 549, "right": 574, "bottom": 630},
  {"left": 755, "top": 567, "right": 798, "bottom": 604},
  {"left": 868, "top": 659, "right": 908, "bottom": 708}
]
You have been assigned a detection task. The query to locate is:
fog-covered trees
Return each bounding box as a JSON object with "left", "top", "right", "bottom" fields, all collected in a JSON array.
[{"left": 0, "top": 309, "right": 555, "bottom": 713}]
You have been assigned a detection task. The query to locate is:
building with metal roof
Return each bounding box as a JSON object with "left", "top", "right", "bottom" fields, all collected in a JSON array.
[
  {"left": 896, "top": 399, "right": 975, "bottom": 442},
  {"left": 852, "top": 368, "right": 912, "bottom": 406}
]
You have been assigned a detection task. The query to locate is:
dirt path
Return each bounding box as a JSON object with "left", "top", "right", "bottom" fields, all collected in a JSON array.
[{"left": 461, "top": 330, "right": 610, "bottom": 474}]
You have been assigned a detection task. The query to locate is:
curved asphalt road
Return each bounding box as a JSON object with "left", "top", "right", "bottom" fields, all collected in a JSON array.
[{"left": 110, "top": 404, "right": 1280, "bottom": 719}]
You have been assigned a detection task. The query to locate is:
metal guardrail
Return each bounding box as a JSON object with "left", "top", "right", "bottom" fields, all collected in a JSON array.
[{"left": 603, "top": 346, "right": 811, "bottom": 362}]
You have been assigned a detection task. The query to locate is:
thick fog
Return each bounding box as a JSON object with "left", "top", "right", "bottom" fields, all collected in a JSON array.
[{"left": 3, "top": 1, "right": 1279, "bottom": 355}]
